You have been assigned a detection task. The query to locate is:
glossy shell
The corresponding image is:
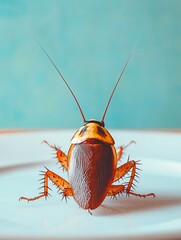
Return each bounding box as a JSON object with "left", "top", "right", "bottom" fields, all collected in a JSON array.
[{"left": 67, "top": 142, "right": 117, "bottom": 210}]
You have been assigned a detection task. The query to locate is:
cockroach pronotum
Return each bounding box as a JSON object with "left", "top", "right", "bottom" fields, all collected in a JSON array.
[{"left": 20, "top": 43, "right": 155, "bottom": 214}]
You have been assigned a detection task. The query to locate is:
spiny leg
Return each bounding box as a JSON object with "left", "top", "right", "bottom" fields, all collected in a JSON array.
[
  {"left": 42, "top": 140, "right": 68, "bottom": 171},
  {"left": 116, "top": 140, "right": 135, "bottom": 164},
  {"left": 107, "top": 185, "right": 125, "bottom": 198},
  {"left": 113, "top": 159, "right": 155, "bottom": 198},
  {"left": 19, "top": 168, "right": 73, "bottom": 202}
]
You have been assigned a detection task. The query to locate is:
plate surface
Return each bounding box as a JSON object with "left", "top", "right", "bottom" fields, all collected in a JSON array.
[{"left": 0, "top": 129, "right": 181, "bottom": 240}]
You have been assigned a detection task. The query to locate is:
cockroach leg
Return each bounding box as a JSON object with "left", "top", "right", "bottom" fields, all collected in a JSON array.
[
  {"left": 42, "top": 140, "right": 68, "bottom": 171},
  {"left": 116, "top": 140, "right": 135, "bottom": 163},
  {"left": 126, "top": 191, "right": 156, "bottom": 198},
  {"left": 107, "top": 184, "right": 125, "bottom": 198},
  {"left": 19, "top": 168, "right": 73, "bottom": 202},
  {"left": 113, "top": 159, "right": 155, "bottom": 198}
]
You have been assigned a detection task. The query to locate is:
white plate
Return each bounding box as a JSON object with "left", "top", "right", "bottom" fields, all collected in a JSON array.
[{"left": 0, "top": 129, "right": 181, "bottom": 240}]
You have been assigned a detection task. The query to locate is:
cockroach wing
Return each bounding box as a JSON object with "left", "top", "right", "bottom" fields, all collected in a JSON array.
[{"left": 68, "top": 143, "right": 116, "bottom": 210}]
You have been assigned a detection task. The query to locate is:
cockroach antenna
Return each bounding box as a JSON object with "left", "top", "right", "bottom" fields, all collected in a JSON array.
[
  {"left": 36, "top": 41, "right": 86, "bottom": 123},
  {"left": 101, "top": 44, "right": 137, "bottom": 124}
]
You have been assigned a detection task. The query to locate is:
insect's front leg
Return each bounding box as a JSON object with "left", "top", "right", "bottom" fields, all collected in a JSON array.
[
  {"left": 42, "top": 140, "right": 68, "bottom": 170},
  {"left": 112, "top": 158, "right": 155, "bottom": 198},
  {"left": 19, "top": 168, "right": 73, "bottom": 202},
  {"left": 116, "top": 140, "right": 135, "bottom": 164}
]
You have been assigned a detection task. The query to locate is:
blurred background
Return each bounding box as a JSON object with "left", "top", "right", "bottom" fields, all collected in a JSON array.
[{"left": 0, "top": 0, "right": 180, "bottom": 129}]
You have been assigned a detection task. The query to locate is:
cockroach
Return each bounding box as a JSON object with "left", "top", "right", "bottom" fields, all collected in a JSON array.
[{"left": 20, "top": 44, "right": 155, "bottom": 214}]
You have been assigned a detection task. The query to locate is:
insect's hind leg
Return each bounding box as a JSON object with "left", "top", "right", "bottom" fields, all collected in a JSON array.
[
  {"left": 107, "top": 185, "right": 125, "bottom": 198},
  {"left": 19, "top": 168, "right": 73, "bottom": 202},
  {"left": 113, "top": 159, "right": 155, "bottom": 198},
  {"left": 42, "top": 140, "right": 68, "bottom": 171}
]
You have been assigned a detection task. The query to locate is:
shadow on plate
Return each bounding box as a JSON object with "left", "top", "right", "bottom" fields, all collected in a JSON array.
[{"left": 94, "top": 195, "right": 181, "bottom": 216}]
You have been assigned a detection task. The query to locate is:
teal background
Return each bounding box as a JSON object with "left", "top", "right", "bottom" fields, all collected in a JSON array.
[{"left": 0, "top": 0, "right": 181, "bottom": 129}]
